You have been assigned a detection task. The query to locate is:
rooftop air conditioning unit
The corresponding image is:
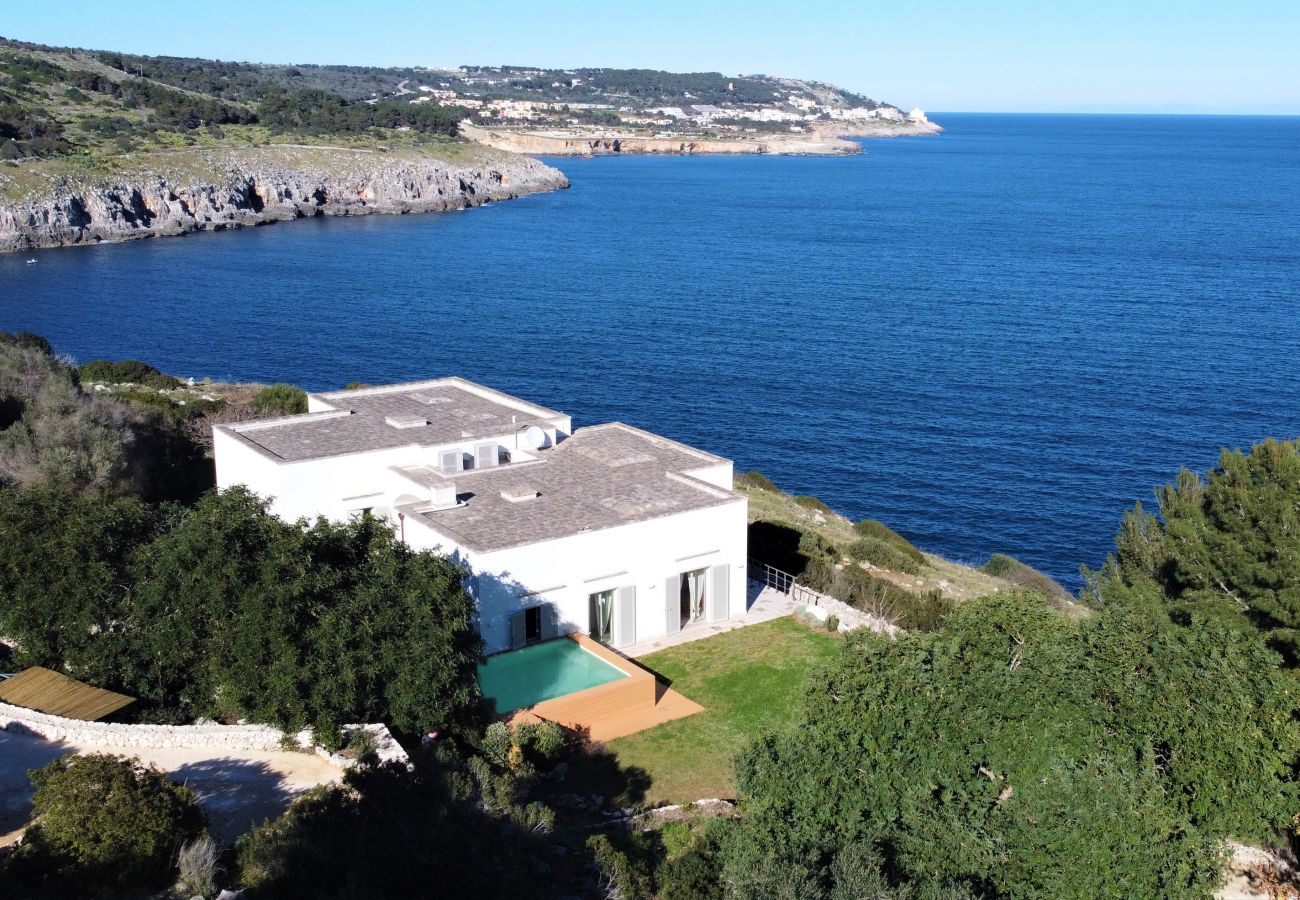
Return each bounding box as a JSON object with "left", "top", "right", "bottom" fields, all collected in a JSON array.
[
  {"left": 475, "top": 442, "right": 499, "bottom": 469},
  {"left": 439, "top": 449, "right": 462, "bottom": 474}
]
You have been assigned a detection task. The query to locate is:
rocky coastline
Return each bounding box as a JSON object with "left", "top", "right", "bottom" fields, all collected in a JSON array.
[
  {"left": 462, "top": 110, "right": 941, "bottom": 158},
  {"left": 0, "top": 145, "right": 569, "bottom": 253}
]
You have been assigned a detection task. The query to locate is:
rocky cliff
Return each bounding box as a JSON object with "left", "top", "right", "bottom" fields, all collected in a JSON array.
[{"left": 0, "top": 145, "right": 569, "bottom": 253}]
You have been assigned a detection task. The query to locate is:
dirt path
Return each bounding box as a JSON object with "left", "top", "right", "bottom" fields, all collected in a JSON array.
[{"left": 0, "top": 729, "right": 342, "bottom": 846}]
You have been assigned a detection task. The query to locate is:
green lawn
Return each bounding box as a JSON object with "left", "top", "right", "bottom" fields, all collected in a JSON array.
[{"left": 568, "top": 617, "right": 842, "bottom": 805}]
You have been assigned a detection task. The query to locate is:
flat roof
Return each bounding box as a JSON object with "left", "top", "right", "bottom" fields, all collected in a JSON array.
[
  {"left": 0, "top": 667, "right": 135, "bottom": 721},
  {"left": 221, "top": 378, "right": 565, "bottom": 462},
  {"left": 407, "top": 422, "right": 740, "bottom": 553}
]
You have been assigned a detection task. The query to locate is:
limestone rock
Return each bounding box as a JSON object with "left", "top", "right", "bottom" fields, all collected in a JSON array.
[{"left": 0, "top": 147, "right": 569, "bottom": 253}]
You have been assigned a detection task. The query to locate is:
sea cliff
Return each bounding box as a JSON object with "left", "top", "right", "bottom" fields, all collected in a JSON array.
[{"left": 0, "top": 144, "right": 569, "bottom": 253}]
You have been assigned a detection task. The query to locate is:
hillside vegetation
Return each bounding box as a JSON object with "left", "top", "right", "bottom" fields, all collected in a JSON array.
[
  {"left": 735, "top": 469, "right": 1076, "bottom": 631},
  {"left": 0, "top": 37, "right": 463, "bottom": 162}
]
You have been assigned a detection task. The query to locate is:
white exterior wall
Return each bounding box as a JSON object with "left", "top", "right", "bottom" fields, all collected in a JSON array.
[{"left": 403, "top": 497, "right": 748, "bottom": 654}]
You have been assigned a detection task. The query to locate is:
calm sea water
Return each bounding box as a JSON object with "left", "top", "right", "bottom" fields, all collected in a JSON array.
[{"left": 2, "top": 114, "right": 1298, "bottom": 587}]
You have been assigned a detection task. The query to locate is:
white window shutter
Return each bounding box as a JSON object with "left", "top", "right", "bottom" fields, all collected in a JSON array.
[
  {"left": 665, "top": 576, "right": 681, "bottom": 635},
  {"left": 709, "top": 564, "right": 730, "bottom": 622},
  {"left": 616, "top": 587, "right": 636, "bottom": 647}
]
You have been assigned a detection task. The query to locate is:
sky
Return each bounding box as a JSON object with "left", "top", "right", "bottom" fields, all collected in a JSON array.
[{"left": 3, "top": 0, "right": 1298, "bottom": 114}]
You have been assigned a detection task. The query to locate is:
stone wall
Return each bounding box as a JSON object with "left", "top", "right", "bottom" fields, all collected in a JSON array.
[
  {"left": 797, "top": 592, "right": 900, "bottom": 636},
  {"left": 0, "top": 701, "right": 408, "bottom": 768}
]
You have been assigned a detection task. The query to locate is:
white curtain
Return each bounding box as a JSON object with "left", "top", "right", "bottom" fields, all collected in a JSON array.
[
  {"left": 593, "top": 590, "right": 614, "bottom": 640},
  {"left": 688, "top": 569, "right": 705, "bottom": 622}
]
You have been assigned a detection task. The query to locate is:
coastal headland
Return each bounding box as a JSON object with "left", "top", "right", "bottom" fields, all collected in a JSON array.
[{"left": 0, "top": 144, "right": 568, "bottom": 252}]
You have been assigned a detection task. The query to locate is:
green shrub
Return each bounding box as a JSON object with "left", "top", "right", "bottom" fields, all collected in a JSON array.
[
  {"left": 830, "top": 566, "right": 915, "bottom": 623},
  {"left": 852, "top": 519, "right": 927, "bottom": 566},
  {"left": 0, "top": 331, "right": 53, "bottom": 354},
  {"left": 824, "top": 613, "right": 839, "bottom": 632},
  {"left": 21, "top": 753, "right": 205, "bottom": 887},
  {"left": 480, "top": 721, "right": 512, "bottom": 763},
  {"left": 528, "top": 719, "right": 567, "bottom": 763},
  {"left": 899, "top": 588, "right": 955, "bottom": 632},
  {"left": 735, "top": 470, "right": 777, "bottom": 492},
  {"left": 251, "top": 382, "right": 308, "bottom": 416},
  {"left": 846, "top": 535, "right": 921, "bottom": 575},
  {"left": 660, "top": 845, "right": 725, "bottom": 900},
  {"left": 982, "top": 552, "right": 1071, "bottom": 602},
  {"left": 77, "top": 358, "right": 181, "bottom": 389}
]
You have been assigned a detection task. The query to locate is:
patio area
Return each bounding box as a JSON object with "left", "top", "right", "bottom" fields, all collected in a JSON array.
[{"left": 621, "top": 579, "right": 798, "bottom": 658}]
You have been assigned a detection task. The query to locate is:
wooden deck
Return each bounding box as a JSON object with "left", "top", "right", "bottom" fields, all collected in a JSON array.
[
  {"left": 0, "top": 667, "right": 134, "bottom": 721},
  {"left": 509, "top": 634, "right": 703, "bottom": 742}
]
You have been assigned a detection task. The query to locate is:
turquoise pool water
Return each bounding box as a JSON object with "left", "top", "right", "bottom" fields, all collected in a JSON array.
[{"left": 478, "top": 639, "right": 628, "bottom": 714}]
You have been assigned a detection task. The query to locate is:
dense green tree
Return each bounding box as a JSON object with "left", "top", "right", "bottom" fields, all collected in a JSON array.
[
  {"left": 0, "top": 486, "right": 482, "bottom": 733},
  {"left": 1096, "top": 438, "right": 1300, "bottom": 659},
  {"left": 726, "top": 592, "right": 1299, "bottom": 899},
  {"left": 8, "top": 754, "right": 204, "bottom": 889}
]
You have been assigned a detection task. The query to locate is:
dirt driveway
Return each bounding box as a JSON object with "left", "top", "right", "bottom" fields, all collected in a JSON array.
[{"left": 0, "top": 729, "right": 342, "bottom": 845}]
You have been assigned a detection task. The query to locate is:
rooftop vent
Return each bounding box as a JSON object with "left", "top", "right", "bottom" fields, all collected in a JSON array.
[
  {"left": 500, "top": 485, "right": 540, "bottom": 503},
  {"left": 385, "top": 415, "right": 429, "bottom": 430}
]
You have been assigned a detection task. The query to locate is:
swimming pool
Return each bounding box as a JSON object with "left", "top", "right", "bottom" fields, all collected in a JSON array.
[{"left": 478, "top": 637, "right": 630, "bottom": 714}]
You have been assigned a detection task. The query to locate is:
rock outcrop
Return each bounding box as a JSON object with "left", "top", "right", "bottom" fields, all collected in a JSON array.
[{"left": 0, "top": 145, "right": 569, "bottom": 252}]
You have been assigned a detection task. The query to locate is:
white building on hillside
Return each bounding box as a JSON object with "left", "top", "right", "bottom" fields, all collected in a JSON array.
[{"left": 213, "top": 379, "right": 748, "bottom": 654}]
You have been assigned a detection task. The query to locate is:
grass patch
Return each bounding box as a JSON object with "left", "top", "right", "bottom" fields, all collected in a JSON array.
[{"left": 568, "top": 618, "right": 840, "bottom": 805}]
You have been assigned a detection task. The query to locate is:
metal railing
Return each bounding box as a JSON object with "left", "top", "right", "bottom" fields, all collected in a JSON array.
[{"left": 748, "top": 558, "right": 824, "bottom": 606}]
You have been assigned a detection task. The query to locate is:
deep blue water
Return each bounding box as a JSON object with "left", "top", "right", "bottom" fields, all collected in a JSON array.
[{"left": 2, "top": 114, "right": 1298, "bottom": 588}]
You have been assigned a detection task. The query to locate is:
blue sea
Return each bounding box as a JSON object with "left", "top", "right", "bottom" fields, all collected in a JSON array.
[{"left": 2, "top": 114, "right": 1298, "bottom": 588}]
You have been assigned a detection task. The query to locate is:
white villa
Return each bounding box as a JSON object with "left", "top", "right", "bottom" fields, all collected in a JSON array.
[{"left": 213, "top": 378, "right": 748, "bottom": 655}]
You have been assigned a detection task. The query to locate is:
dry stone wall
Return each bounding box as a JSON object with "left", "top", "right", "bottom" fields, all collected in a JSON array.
[{"left": 0, "top": 701, "right": 408, "bottom": 767}]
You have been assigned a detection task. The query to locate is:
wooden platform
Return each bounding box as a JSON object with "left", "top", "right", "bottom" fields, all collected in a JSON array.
[
  {"left": 509, "top": 634, "right": 703, "bottom": 742},
  {"left": 0, "top": 667, "right": 134, "bottom": 721}
]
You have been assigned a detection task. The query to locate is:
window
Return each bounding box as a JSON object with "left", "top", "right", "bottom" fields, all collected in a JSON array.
[
  {"left": 680, "top": 568, "right": 707, "bottom": 627},
  {"left": 590, "top": 590, "right": 614, "bottom": 643}
]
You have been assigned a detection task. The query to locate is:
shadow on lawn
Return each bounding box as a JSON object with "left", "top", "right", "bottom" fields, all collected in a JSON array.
[{"left": 541, "top": 725, "right": 652, "bottom": 811}]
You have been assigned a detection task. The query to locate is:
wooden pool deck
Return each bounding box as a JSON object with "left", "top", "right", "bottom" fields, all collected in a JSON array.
[
  {"left": 508, "top": 634, "right": 704, "bottom": 742},
  {"left": 507, "top": 584, "right": 796, "bottom": 741}
]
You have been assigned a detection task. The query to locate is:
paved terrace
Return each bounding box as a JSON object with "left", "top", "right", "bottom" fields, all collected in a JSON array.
[{"left": 622, "top": 580, "right": 798, "bottom": 657}]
